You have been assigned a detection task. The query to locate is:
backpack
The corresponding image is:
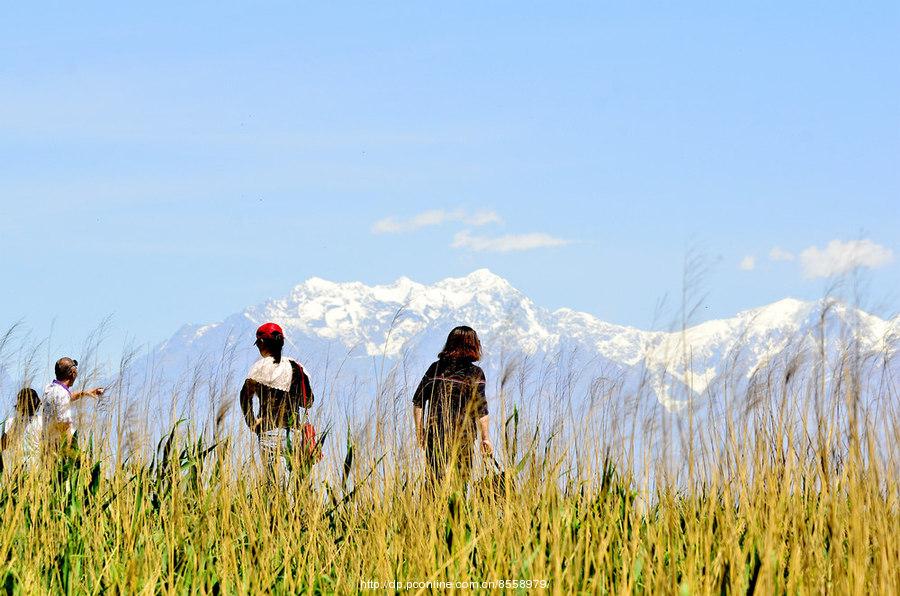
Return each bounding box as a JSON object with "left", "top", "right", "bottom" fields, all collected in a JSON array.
[{"left": 289, "top": 361, "right": 321, "bottom": 464}]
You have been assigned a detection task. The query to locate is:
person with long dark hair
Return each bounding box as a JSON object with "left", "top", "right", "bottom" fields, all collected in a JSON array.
[
  {"left": 1, "top": 388, "right": 43, "bottom": 468},
  {"left": 239, "top": 322, "right": 317, "bottom": 481},
  {"left": 413, "top": 326, "right": 492, "bottom": 486}
]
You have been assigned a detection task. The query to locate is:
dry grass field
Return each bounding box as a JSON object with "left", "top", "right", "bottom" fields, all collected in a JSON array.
[{"left": 0, "top": 316, "right": 897, "bottom": 594}]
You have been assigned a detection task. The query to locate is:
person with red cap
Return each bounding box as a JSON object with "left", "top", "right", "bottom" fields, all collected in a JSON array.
[{"left": 239, "top": 322, "right": 317, "bottom": 482}]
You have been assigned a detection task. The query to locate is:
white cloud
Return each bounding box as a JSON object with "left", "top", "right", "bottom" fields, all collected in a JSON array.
[
  {"left": 739, "top": 256, "right": 756, "bottom": 271},
  {"left": 799, "top": 239, "right": 894, "bottom": 279},
  {"left": 452, "top": 230, "right": 570, "bottom": 253},
  {"left": 372, "top": 209, "right": 501, "bottom": 234},
  {"left": 769, "top": 247, "right": 796, "bottom": 262},
  {"left": 467, "top": 210, "right": 503, "bottom": 226}
]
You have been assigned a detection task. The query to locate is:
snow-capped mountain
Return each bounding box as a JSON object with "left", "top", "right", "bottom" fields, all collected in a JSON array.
[{"left": 146, "top": 269, "right": 898, "bottom": 424}]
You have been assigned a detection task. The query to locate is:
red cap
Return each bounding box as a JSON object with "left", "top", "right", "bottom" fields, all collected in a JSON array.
[{"left": 255, "top": 322, "right": 284, "bottom": 344}]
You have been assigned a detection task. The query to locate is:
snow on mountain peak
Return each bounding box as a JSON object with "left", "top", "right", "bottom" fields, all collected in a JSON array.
[
  {"left": 431, "top": 269, "right": 514, "bottom": 296},
  {"left": 241, "top": 271, "right": 534, "bottom": 358},
  {"left": 459, "top": 268, "right": 510, "bottom": 286},
  {"left": 740, "top": 297, "right": 810, "bottom": 321},
  {"left": 150, "top": 271, "right": 896, "bottom": 416}
]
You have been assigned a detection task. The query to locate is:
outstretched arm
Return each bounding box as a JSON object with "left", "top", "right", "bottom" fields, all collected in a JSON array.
[{"left": 72, "top": 387, "right": 104, "bottom": 401}]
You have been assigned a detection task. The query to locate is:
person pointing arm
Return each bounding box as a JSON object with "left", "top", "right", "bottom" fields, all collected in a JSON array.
[{"left": 42, "top": 357, "right": 103, "bottom": 445}]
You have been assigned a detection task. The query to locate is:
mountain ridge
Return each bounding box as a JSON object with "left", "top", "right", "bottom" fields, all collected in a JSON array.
[{"left": 148, "top": 270, "right": 897, "bottom": 420}]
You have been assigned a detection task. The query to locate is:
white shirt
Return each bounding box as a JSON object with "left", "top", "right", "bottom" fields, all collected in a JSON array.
[
  {"left": 247, "top": 356, "right": 295, "bottom": 392},
  {"left": 42, "top": 381, "right": 75, "bottom": 445},
  {"left": 1, "top": 412, "right": 43, "bottom": 466}
]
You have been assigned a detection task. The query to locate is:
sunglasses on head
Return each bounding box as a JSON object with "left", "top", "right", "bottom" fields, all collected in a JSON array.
[{"left": 255, "top": 333, "right": 283, "bottom": 342}]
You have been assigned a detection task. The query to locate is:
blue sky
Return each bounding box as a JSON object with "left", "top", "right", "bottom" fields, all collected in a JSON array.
[{"left": 1, "top": 2, "right": 898, "bottom": 362}]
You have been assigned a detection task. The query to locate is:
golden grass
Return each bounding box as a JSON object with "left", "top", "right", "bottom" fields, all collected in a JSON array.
[
  {"left": 0, "top": 309, "right": 898, "bottom": 594},
  {"left": 0, "top": 397, "right": 895, "bottom": 593}
]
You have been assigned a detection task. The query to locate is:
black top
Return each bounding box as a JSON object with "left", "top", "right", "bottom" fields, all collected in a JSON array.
[
  {"left": 240, "top": 360, "right": 314, "bottom": 432},
  {"left": 413, "top": 358, "right": 488, "bottom": 442}
]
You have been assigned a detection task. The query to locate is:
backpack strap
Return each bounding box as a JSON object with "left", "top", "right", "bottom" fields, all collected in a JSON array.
[{"left": 289, "top": 360, "right": 312, "bottom": 410}]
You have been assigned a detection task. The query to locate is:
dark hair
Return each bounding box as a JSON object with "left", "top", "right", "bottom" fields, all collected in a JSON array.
[
  {"left": 439, "top": 326, "right": 482, "bottom": 362},
  {"left": 257, "top": 335, "right": 285, "bottom": 365},
  {"left": 55, "top": 357, "right": 78, "bottom": 381},
  {"left": 16, "top": 388, "right": 40, "bottom": 418}
]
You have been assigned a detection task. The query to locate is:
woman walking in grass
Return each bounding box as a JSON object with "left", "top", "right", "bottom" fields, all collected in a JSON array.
[
  {"left": 240, "top": 323, "right": 316, "bottom": 482},
  {"left": 413, "top": 326, "right": 492, "bottom": 487}
]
